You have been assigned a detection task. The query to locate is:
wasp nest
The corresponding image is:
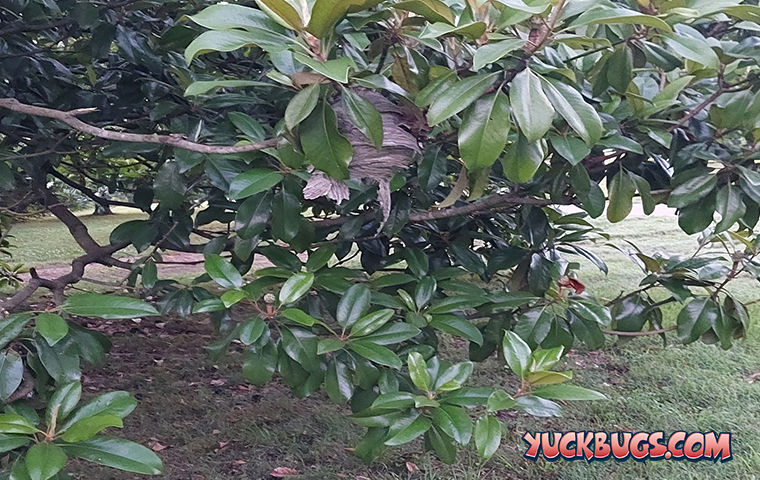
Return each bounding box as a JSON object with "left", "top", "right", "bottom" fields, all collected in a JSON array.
[{"left": 303, "top": 89, "right": 420, "bottom": 229}]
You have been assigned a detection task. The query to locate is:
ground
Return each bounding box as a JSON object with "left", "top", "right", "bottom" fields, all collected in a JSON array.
[{"left": 5, "top": 208, "right": 760, "bottom": 480}]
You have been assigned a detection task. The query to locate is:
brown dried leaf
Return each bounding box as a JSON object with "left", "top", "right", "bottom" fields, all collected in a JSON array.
[{"left": 271, "top": 466, "right": 299, "bottom": 477}]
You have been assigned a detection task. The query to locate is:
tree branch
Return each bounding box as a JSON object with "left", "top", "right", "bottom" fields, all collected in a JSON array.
[
  {"left": 0, "top": 98, "right": 279, "bottom": 154},
  {"left": 49, "top": 169, "right": 138, "bottom": 209}
]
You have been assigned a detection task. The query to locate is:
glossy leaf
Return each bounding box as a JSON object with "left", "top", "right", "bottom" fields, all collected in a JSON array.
[
  {"left": 278, "top": 273, "right": 315, "bottom": 305},
  {"left": 474, "top": 415, "right": 501, "bottom": 460},
  {"left": 458, "top": 92, "right": 511, "bottom": 172},
  {"left": 62, "top": 294, "right": 159, "bottom": 319},
  {"left": 510, "top": 69, "right": 554, "bottom": 142},
  {"left": 61, "top": 436, "right": 163, "bottom": 475},
  {"left": 427, "top": 74, "right": 497, "bottom": 126}
]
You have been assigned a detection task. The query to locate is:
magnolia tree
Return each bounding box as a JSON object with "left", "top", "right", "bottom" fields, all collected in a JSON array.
[{"left": 1, "top": 0, "right": 760, "bottom": 474}]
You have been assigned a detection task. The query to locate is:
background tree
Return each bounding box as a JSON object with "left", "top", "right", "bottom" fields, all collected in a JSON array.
[{"left": 1, "top": 0, "right": 760, "bottom": 472}]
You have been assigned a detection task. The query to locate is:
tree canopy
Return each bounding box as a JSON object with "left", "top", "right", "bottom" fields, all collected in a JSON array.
[{"left": 1, "top": 0, "right": 760, "bottom": 473}]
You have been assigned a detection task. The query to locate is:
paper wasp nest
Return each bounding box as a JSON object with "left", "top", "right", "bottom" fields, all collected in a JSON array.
[{"left": 303, "top": 89, "right": 420, "bottom": 229}]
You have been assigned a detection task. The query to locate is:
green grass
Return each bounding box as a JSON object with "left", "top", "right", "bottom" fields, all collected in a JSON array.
[
  {"left": 9, "top": 207, "right": 146, "bottom": 266},
  {"left": 8, "top": 211, "right": 760, "bottom": 479}
]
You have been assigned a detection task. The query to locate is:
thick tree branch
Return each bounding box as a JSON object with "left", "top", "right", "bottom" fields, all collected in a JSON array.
[{"left": 0, "top": 98, "right": 279, "bottom": 154}]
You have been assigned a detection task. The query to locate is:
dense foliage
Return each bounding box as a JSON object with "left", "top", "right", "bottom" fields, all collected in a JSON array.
[{"left": 2, "top": 0, "right": 760, "bottom": 473}]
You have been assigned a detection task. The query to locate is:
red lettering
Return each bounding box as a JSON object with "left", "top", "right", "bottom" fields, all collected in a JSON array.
[
  {"left": 594, "top": 432, "right": 611, "bottom": 458},
  {"left": 630, "top": 432, "right": 649, "bottom": 459},
  {"left": 523, "top": 432, "right": 541, "bottom": 459},
  {"left": 685, "top": 432, "right": 704, "bottom": 460},
  {"left": 648, "top": 432, "right": 667, "bottom": 458},
  {"left": 541, "top": 432, "right": 560, "bottom": 459},
  {"left": 559, "top": 432, "right": 577, "bottom": 459},
  {"left": 576, "top": 432, "right": 594, "bottom": 460},
  {"left": 704, "top": 432, "right": 731, "bottom": 462},
  {"left": 611, "top": 432, "right": 632, "bottom": 459},
  {"left": 668, "top": 431, "right": 686, "bottom": 459}
]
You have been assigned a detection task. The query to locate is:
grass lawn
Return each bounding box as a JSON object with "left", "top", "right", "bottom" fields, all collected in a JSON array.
[{"left": 7, "top": 211, "right": 760, "bottom": 479}]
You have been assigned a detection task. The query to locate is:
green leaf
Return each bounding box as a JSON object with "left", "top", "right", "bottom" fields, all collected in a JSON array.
[
  {"left": 317, "top": 338, "right": 344, "bottom": 355},
  {"left": 242, "top": 343, "right": 277, "bottom": 386},
  {"left": 393, "top": 0, "right": 455, "bottom": 24},
  {"left": 204, "top": 254, "right": 243, "bottom": 289},
  {"left": 502, "top": 331, "right": 531, "bottom": 378},
  {"left": 184, "top": 80, "right": 275, "bottom": 97},
  {"left": 427, "top": 74, "right": 498, "bottom": 126},
  {"left": 184, "top": 29, "right": 290, "bottom": 63},
  {"left": 431, "top": 405, "right": 473, "bottom": 445},
  {"left": 0, "top": 314, "right": 32, "bottom": 350},
  {"left": 715, "top": 185, "right": 745, "bottom": 233},
  {"left": 567, "top": 299, "right": 611, "bottom": 327},
  {"left": 341, "top": 88, "right": 384, "bottom": 148},
  {"left": 61, "top": 436, "right": 163, "bottom": 475},
  {"left": 474, "top": 415, "right": 502, "bottom": 460},
  {"left": 153, "top": 161, "right": 185, "bottom": 209},
  {"left": 414, "top": 277, "right": 437, "bottom": 310},
  {"left": 236, "top": 192, "right": 273, "bottom": 239},
  {"left": 351, "top": 309, "right": 395, "bottom": 337},
  {"left": 487, "top": 390, "right": 516, "bottom": 412},
  {"left": 293, "top": 53, "right": 356, "bottom": 84},
  {"left": 384, "top": 415, "right": 431, "bottom": 445},
  {"left": 306, "top": 0, "right": 375, "bottom": 38},
  {"left": 0, "top": 352, "right": 23, "bottom": 402},
  {"left": 502, "top": 134, "right": 546, "bottom": 183},
  {"left": 514, "top": 395, "right": 562, "bottom": 416},
  {"left": 677, "top": 297, "right": 718, "bottom": 344},
  {"left": 541, "top": 78, "right": 603, "bottom": 146},
  {"left": 271, "top": 188, "right": 301, "bottom": 242},
  {"left": 305, "top": 245, "right": 336, "bottom": 272},
  {"left": 361, "top": 323, "right": 421, "bottom": 344},
  {"left": 427, "top": 296, "right": 486, "bottom": 315},
  {"left": 426, "top": 426, "right": 457, "bottom": 464},
  {"left": 571, "top": 6, "right": 672, "bottom": 32},
  {"left": 301, "top": 103, "right": 353, "bottom": 179},
  {"left": 187, "top": 4, "right": 285, "bottom": 32},
  {"left": 239, "top": 317, "right": 267, "bottom": 345},
  {"left": 325, "top": 360, "right": 353, "bottom": 403},
  {"left": 62, "top": 294, "right": 159, "bottom": 319},
  {"left": 228, "top": 169, "right": 283, "bottom": 200},
  {"left": 337, "top": 284, "right": 372, "bottom": 329},
  {"left": 255, "top": 0, "right": 303, "bottom": 30},
  {"left": 285, "top": 84, "right": 321, "bottom": 131},
  {"left": 420, "top": 21, "right": 487, "bottom": 40},
  {"left": 472, "top": 39, "right": 526, "bottom": 71},
  {"left": 278, "top": 273, "right": 315, "bottom": 305},
  {"left": 430, "top": 316, "right": 484, "bottom": 346},
  {"left": 26, "top": 443, "right": 66, "bottom": 480},
  {"left": 510, "top": 69, "right": 554, "bottom": 142},
  {"left": 606, "top": 47, "right": 633, "bottom": 92},
  {"left": 458, "top": 92, "right": 511, "bottom": 172},
  {"left": 280, "top": 308, "right": 318, "bottom": 327},
  {"left": 0, "top": 434, "right": 28, "bottom": 453},
  {"left": 533, "top": 384, "right": 608, "bottom": 401},
  {"left": 665, "top": 33, "right": 720, "bottom": 70},
  {"left": 433, "top": 362, "right": 473, "bottom": 392},
  {"left": 349, "top": 341, "right": 402, "bottom": 369},
  {"left": 58, "top": 392, "right": 136, "bottom": 432},
  {"left": 0, "top": 415, "right": 38, "bottom": 434},
  {"left": 668, "top": 173, "right": 717, "bottom": 208},
  {"left": 407, "top": 352, "right": 430, "bottom": 392},
  {"left": 46, "top": 382, "right": 82, "bottom": 427},
  {"left": 607, "top": 170, "right": 637, "bottom": 223},
  {"left": 439, "top": 387, "right": 492, "bottom": 407},
  {"left": 60, "top": 415, "right": 123, "bottom": 443}
]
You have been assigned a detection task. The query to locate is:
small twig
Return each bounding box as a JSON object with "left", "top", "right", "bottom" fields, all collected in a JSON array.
[{"left": 603, "top": 326, "right": 676, "bottom": 337}]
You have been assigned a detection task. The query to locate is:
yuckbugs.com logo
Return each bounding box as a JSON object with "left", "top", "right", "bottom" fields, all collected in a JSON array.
[{"left": 523, "top": 431, "right": 732, "bottom": 462}]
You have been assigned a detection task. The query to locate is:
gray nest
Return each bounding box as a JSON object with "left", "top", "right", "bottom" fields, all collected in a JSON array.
[{"left": 303, "top": 89, "right": 420, "bottom": 230}]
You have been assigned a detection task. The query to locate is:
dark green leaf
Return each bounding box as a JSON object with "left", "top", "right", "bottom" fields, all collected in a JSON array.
[
  {"left": 61, "top": 436, "right": 163, "bottom": 475},
  {"left": 62, "top": 294, "right": 159, "bottom": 319},
  {"left": 510, "top": 69, "right": 554, "bottom": 142},
  {"left": 26, "top": 443, "right": 66, "bottom": 480}
]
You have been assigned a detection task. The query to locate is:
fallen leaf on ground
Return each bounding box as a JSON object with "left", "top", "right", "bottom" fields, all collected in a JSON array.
[
  {"left": 405, "top": 462, "right": 420, "bottom": 473},
  {"left": 270, "top": 466, "right": 298, "bottom": 477}
]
